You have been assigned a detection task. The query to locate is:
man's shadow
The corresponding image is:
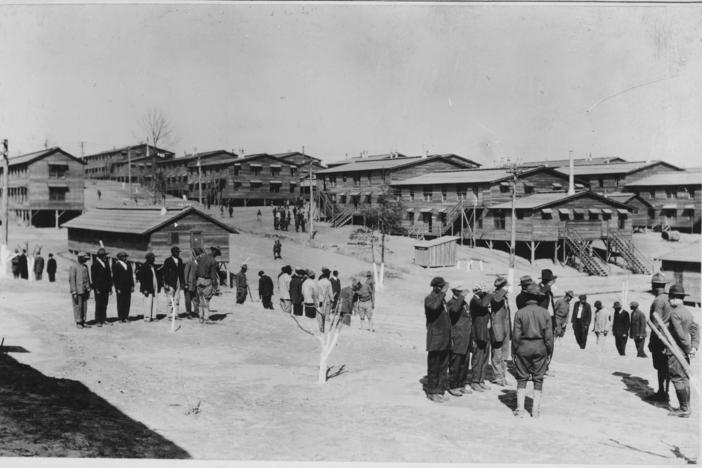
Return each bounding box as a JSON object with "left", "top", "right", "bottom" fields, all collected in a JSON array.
[{"left": 612, "top": 371, "right": 670, "bottom": 409}]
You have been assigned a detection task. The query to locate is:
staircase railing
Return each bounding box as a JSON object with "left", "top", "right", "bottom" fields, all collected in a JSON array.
[
  {"left": 607, "top": 230, "right": 653, "bottom": 275},
  {"left": 562, "top": 227, "right": 608, "bottom": 276},
  {"left": 441, "top": 200, "right": 465, "bottom": 235},
  {"left": 331, "top": 207, "right": 354, "bottom": 228}
]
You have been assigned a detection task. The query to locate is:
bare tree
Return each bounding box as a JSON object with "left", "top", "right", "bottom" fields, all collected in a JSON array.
[{"left": 140, "top": 108, "right": 175, "bottom": 201}]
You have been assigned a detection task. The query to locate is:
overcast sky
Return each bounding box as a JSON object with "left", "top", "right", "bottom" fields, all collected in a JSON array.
[{"left": 1, "top": 3, "right": 700, "bottom": 167}]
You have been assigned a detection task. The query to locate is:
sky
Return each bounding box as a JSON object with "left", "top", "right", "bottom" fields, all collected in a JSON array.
[{"left": 0, "top": 3, "right": 701, "bottom": 167}]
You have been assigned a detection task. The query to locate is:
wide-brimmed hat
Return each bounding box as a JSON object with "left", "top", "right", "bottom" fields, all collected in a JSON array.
[
  {"left": 430, "top": 276, "right": 447, "bottom": 288},
  {"left": 473, "top": 283, "right": 486, "bottom": 293},
  {"left": 520, "top": 275, "right": 533, "bottom": 288},
  {"left": 594, "top": 300, "right": 602, "bottom": 308},
  {"left": 668, "top": 284, "right": 688, "bottom": 297},
  {"left": 578, "top": 294, "right": 587, "bottom": 300},
  {"left": 145, "top": 251, "right": 155, "bottom": 259},
  {"left": 494, "top": 276, "right": 508, "bottom": 289},
  {"left": 295, "top": 269, "right": 307, "bottom": 276},
  {"left": 451, "top": 282, "right": 465, "bottom": 291},
  {"left": 565, "top": 290, "right": 575, "bottom": 298},
  {"left": 651, "top": 272, "right": 668, "bottom": 284},
  {"left": 116, "top": 251, "right": 128, "bottom": 259},
  {"left": 613, "top": 301, "right": 621, "bottom": 308},
  {"left": 171, "top": 246, "right": 180, "bottom": 254},
  {"left": 540, "top": 269, "right": 557, "bottom": 282}
]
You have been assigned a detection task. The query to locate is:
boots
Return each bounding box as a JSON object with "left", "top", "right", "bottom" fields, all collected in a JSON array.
[
  {"left": 513, "top": 388, "right": 526, "bottom": 417},
  {"left": 668, "top": 385, "right": 690, "bottom": 418},
  {"left": 532, "top": 390, "right": 542, "bottom": 418}
]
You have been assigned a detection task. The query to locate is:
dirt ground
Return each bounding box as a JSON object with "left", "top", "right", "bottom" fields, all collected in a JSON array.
[{"left": 0, "top": 208, "right": 699, "bottom": 462}]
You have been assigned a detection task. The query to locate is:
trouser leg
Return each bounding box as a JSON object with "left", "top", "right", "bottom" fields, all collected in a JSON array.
[
  {"left": 491, "top": 342, "right": 506, "bottom": 383},
  {"left": 95, "top": 291, "right": 108, "bottom": 323},
  {"left": 184, "top": 289, "right": 192, "bottom": 314},
  {"left": 471, "top": 341, "right": 489, "bottom": 384},
  {"left": 72, "top": 294, "right": 84, "bottom": 324},
  {"left": 449, "top": 352, "right": 467, "bottom": 389}
]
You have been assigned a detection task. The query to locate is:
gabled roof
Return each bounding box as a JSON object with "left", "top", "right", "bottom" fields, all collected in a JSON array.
[
  {"left": 524, "top": 156, "right": 628, "bottom": 167},
  {"left": 317, "top": 155, "right": 466, "bottom": 174},
  {"left": 8, "top": 147, "right": 85, "bottom": 166},
  {"left": 553, "top": 160, "right": 681, "bottom": 177},
  {"left": 427, "top": 153, "right": 481, "bottom": 168},
  {"left": 84, "top": 143, "right": 175, "bottom": 160},
  {"left": 487, "top": 190, "right": 632, "bottom": 211},
  {"left": 390, "top": 166, "right": 585, "bottom": 187},
  {"left": 606, "top": 192, "right": 654, "bottom": 208},
  {"left": 326, "top": 153, "right": 410, "bottom": 167},
  {"left": 272, "top": 152, "right": 322, "bottom": 163},
  {"left": 656, "top": 250, "right": 701, "bottom": 263},
  {"left": 624, "top": 169, "right": 701, "bottom": 187},
  {"left": 62, "top": 206, "right": 238, "bottom": 235}
]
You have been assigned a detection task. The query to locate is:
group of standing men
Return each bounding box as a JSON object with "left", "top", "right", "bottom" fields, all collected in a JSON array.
[{"left": 11, "top": 249, "right": 57, "bottom": 282}]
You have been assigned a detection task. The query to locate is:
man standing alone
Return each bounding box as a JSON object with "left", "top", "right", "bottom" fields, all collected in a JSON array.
[
  {"left": 69, "top": 252, "right": 91, "bottom": 329},
  {"left": 553, "top": 290, "right": 574, "bottom": 338},
  {"left": 258, "top": 270, "right": 274, "bottom": 310},
  {"left": 236, "top": 264, "right": 249, "bottom": 304},
  {"left": 572, "top": 294, "right": 591, "bottom": 349},
  {"left": 46, "top": 253, "right": 57, "bottom": 282},
  {"left": 112, "top": 251, "right": 134, "bottom": 323},
  {"left": 91, "top": 248, "right": 113, "bottom": 327},
  {"left": 629, "top": 301, "right": 647, "bottom": 358},
  {"left": 612, "top": 301, "right": 630, "bottom": 356}
]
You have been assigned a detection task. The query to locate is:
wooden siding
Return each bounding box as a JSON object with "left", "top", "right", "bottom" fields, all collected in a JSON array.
[
  {"left": 148, "top": 212, "right": 232, "bottom": 261},
  {"left": 68, "top": 228, "right": 150, "bottom": 260},
  {"left": 626, "top": 185, "right": 701, "bottom": 231},
  {"left": 660, "top": 260, "right": 701, "bottom": 304}
]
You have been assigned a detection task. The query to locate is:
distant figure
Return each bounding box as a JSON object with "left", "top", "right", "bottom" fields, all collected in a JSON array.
[
  {"left": 137, "top": 252, "right": 162, "bottom": 322},
  {"left": 91, "top": 248, "right": 113, "bottom": 327},
  {"left": 257, "top": 209, "right": 262, "bottom": 222},
  {"left": 112, "top": 251, "right": 134, "bottom": 323},
  {"left": 572, "top": 294, "right": 592, "bottom": 349},
  {"left": 278, "top": 265, "right": 292, "bottom": 314},
  {"left": 69, "top": 252, "right": 92, "bottom": 329},
  {"left": 11, "top": 249, "right": 20, "bottom": 278},
  {"left": 18, "top": 249, "right": 28, "bottom": 279},
  {"left": 46, "top": 253, "right": 57, "bottom": 282},
  {"left": 33, "top": 251, "right": 45, "bottom": 281},
  {"left": 273, "top": 238, "right": 282, "bottom": 259},
  {"left": 629, "top": 301, "right": 647, "bottom": 358},
  {"left": 330, "top": 270, "right": 341, "bottom": 310},
  {"left": 162, "top": 246, "right": 185, "bottom": 320},
  {"left": 258, "top": 270, "right": 274, "bottom": 310},
  {"left": 592, "top": 300, "right": 610, "bottom": 344},
  {"left": 228, "top": 204, "right": 233, "bottom": 218},
  {"left": 612, "top": 301, "right": 630, "bottom": 356},
  {"left": 97, "top": 189, "right": 102, "bottom": 200},
  {"left": 236, "top": 264, "right": 249, "bottom": 304},
  {"left": 220, "top": 205, "right": 224, "bottom": 217}
]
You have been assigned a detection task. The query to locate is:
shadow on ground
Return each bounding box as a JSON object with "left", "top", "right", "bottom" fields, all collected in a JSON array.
[
  {"left": 0, "top": 353, "right": 190, "bottom": 458},
  {"left": 612, "top": 371, "right": 671, "bottom": 409}
]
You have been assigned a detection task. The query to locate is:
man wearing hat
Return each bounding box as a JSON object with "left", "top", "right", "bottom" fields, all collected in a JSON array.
[
  {"left": 356, "top": 271, "right": 375, "bottom": 332},
  {"left": 612, "top": 301, "right": 630, "bottom": 356},
  {"left": 469, "top": 283, "right": 492, "bottom": 392},
  {"left": 290, "top": 269, "right": 306, "bottom": 316},
  {"left": 112, "top": 251, "right": 134, "bottom": 323},
  {"left": 68, "top": 252, "right": 92, "bottom": 328},
  {"left": 258, "top": 270, "right": 275, "bottom": 310},
  {"left": 446, "top": 282, "right": 471, "bottom": 396},
  {"left": 666, "top": 284, "right": 699, "bottom": 417},
  {"left": 184, "top": 248, "right": 203, "bottom": 318},
  {"left": 278, "top": 265, "right": 293, "bottom": 314},
  {"left": 137, "top": 252, "right": 162, "bottom": 322},
  {"left": 163, "top": 246, "right": 186, "bottom": 319},
  {"left": 511, "top": 282, "right": 553, "bottom": 418},
  {"left": 553, "top": 290, "right": 574, "bottom": 338},
  {"left": 646, "top": 272, "right": 672, "bottom": 402},
  {"left": 317, "top": 268, "right": 334, "bottom": 330},
  {"left": 91, "top": 247, "right": 113, "bottom": 327},
  {"left": 236, "top": 264, "right": 249, "bottom": 304},
  {"left": 195, "top": 247, "right": 219, "bottom": 322},
  {"left": 424, "top": 276, "right": 451, "bottom": 403},
  {"left": 515, "top": 275, "right": 534, "bottom": 310},
  {"left": 302, "top": 270, "right": 319, "bottom": 322},
  {"left": 571, "top": 294, "right": 592, "bottom": 350},
  {"left": 490, "top": 277, "right": 511, "bottom": 387},
  {"left": 629, "top": 301, "right": 647, "bottom": 358}
]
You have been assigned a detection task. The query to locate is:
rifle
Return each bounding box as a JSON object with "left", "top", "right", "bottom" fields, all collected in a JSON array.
[
  {"left": 247, "top": 284, "right": 257, "bottom": 302},
  {"left": 648, "top": 312, "right": 699, "bottom": 396}
]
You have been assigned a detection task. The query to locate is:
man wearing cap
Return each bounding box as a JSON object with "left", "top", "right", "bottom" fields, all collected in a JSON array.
[
  {"left": 236, "top": 264, "right": 249, "bottom": 304},
  {"left": 302, "top": 270, "right": 319, "bottom": 323},
  {"left": 515, "top": 275, "right": 534, "bottom": 310},
  {"left": 290, "top": 269, "right": 306, "bottom": 316},
  {"left": 356, "top": 271, "right": 375, "bottom": 332},
  {"left": 571, "top": 294, "right": 592, "bottom": 350},
  {"left": 163, "top": 246, "right": 185, "bottom": 320},
  {"left": 317, "top": 268, "right": 334, "bottom": 331},
  {"left": 112, "top": 251, "right": 134, "bottom": 323},
  {"left": 469, "top": 283, "right": 492, "bottom": 392},
  {"left": 647, "top": 272, "right": 672, "bottom": 402},
  {"left": 424, "top": 276, "right": 451, "bottom": 403},
  {"left": 553, "top": 290, "right": 574, "bottom": 338},
  {"left": 511, "top": 282, "right": 553, "bottom": 418},
  {"left": 258, "top": 270, "right": 274, "bottom": 310},
  {"left": 137, "top": 252, "right": 162, "bottom": 322},
  {"left": 490, "top": 277, "right": 511, "bottom": 387},
  {"left": 666, "top": 284, "right": 699, "bottom": 417},
  {"left": 446, "top": 282, "right": 471, "bottom": 396},
  {"left": 184, "top": 248, "right": 203, "bottom": 318},
  {"left": 278, "top": 265, "right": 293, "bottom": 314},
  {"left": 47, "top": 253, "right": 57, "bottom": 282},
  {"left": 612, "top": 301, "right": 630, "bottom": 356},
  {"left": 629, "top": 301, "right": 647, "bottom": 358},
  {"left": 195, "top": 247, "right": 219, "bottom": 322},
  {"left": 69, "top": 252, "right": 92, "bottom": 328},
  {"left": 91, "top": 248, "right": 113, "bottom": 327}
]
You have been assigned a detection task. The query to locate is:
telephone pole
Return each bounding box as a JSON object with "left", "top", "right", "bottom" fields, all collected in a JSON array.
[
  {"left": 507, "top": 162, "right": 519, "bottom": 293},
  {"left": 2, "top": 139, "right": 9, "bottom": 246},
  {"left": 127, "top": 146, "right": 132, "bottom": 197},
  {"left": 197, "top": 152, "right": 203, "bottom": 205},
  {"left": 308, "top": 158, "right": 314, "bottom": 239}
]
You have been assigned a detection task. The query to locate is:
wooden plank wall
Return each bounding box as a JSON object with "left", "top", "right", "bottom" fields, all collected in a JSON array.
[
  {"left": 149, "top": 212, "right": 233, "bottom": 261},
  {"left": 26, "top": 152, "right": 84, "bottom": 211}
]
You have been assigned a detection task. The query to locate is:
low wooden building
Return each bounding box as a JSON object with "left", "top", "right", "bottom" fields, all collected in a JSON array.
[
  {"left": 62, "top": 206, "right": 237, "bottom": 264},
  {"left": 624, "top": 169, "right": 701, "bottom": 232},
  {"left": 525, "top": 156, "right": 628, "bottom": 167},
  {"left": 84, "top": 144, "right": 175, "bottom": 180},
  {"left": 1, "top": 147, "right": 85, "bottom": 227},
  {"left": 606, "top": 192, "right": 655, "bottom": 231},
  {"left": 655, "top": 251, "right": 701, "bottom": 306},
  {"left": 414, "top": 236, "right": 459, "bottom": 268}
]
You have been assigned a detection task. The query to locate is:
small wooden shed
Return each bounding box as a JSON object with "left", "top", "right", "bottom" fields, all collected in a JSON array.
[
  {"left": 655, "top": 251, "right": 701, "bottom": 306},
  {"left": 414, "top": 236, "right": 459, "bottom": 268}
]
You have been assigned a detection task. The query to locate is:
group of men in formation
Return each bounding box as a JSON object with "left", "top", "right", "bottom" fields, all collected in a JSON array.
[
  {"left": 67, "top": 246, "right": 224, "bottom": 327},
  {"left": 10, "top": 249, "right": 58, "bottom": 282},
  {"left": 424, "top": 268, "right": 699, "bottom": 418},
  {"left": 271, "top": 205, "right": 308, "bottom": 232}
]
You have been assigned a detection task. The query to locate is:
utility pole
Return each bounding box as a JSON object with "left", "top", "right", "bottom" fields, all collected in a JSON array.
[
  {"left": 80, "top": 141, "right": 85, "bottom": 158},
  {"left": 507, "top": 162, "right": 519, "bottom": 293},
  {"left": 197, "top": 152, "right": 203, "bottom": 205},
  {"left": 1, "top": 139, "right": 9, "bottom": 275},
  {"left": 127, "top": 146, "right": 132, "bottom": 197},
  {"left": 308, "top": 156, "right": 314, "bottom": 239}
]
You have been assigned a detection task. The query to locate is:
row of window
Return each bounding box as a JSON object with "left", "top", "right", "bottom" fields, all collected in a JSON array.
[
  {"left": 185, "top": 182, "right": 297, "bottom": 193},
  {"left": 636, "top": 189, "right": 696, "bottom": 200},
  {"left": 323, "top": 172, "right": 387, "bottom": 187},
  {"left": 0, "top": 187, "right": 68, "bottom": 202}
]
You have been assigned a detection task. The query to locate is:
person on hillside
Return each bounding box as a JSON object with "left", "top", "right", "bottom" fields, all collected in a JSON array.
[
  {"left": 290, "top": 269, "right": 305, "bottom": 316},
  {"left": 273, "top": 238, "right": 282, "bottom": 260},
  {"left": 302, "top": 270, "right": 319, "bottom": 321},
  {"left": 33, "top": 251, "right": 45, "bottom": 281},
  {"left": 257, "top": 209, "right": 262, "bottom": 223},
  {"left": 629, "top": 301, "right": 647, "bottom": 358},
  {"left": 137, "top": 252, "right": 162, "bottom": 322},
  {"left": 293, "top": 207, "right": 300, "bottom": 232},
  {"left": 236, "top": 264, "right": 249, "bottom": 304},
  {"left": 330, "top": 270, "right": 341, "bottom": 310},
  {"left": 572, "top": 294, "right": 592, "bottom": 349},
  {"left": 317, "top": 268, "right": 334, "bottom": 332},
  {"left": 97, "top": 189, "right": 102, "bottom": 200},
  {"left": 11, "top": 249, "right": 21, "bottom": 278},
  {"left": 162, "top": 246, "right": 185, "bottom": 319},
  {"left": 446, "top": 282, "right": 471, "bottom": 397},
  {"left": 337, "top": 281, "right": 356, "bottom": 326},
  {"left": 278, "top": 265, "right": 292, "bottom": 314},
  {"left": 69, "top": 252, "right": 92, "bottom": 329},
  {"left": 553, "top": 290, "right": 574, "bottom": 339},
  {"left": 612, "top": 301, "right": 630, "bottom": 356},
  {"left": 195, "top": 247, "right": 220, "bottom": 323},
  {"left": 228, "top": 204, "right": 233, "bottom": 218},
  {"left": 273, "top": 208, "right": 280, "bottom": 230},
  {"left": 356, "top": 271, "right": 375, "bottom": 332},
  {"left": 91, "top": 248, "right": 113, "bottom": 327},
  {"left": 469, "top": 283, "right": 492, "bottom": 392},
  {"left": 515, "top": 275, "right": 533, "bottom": 310},
  {"left": 18, "top": 249, "right": 28, "bottom": 279},
  {"left": 665, "top": 284, "right": 699, "bottom": 418},
  {"left": 592, "top": 300, "right": 610, "bottom": 345},
  {"left": 424, "top": 276, "right": 451, "bottom": 403},
  {"left": 646, "top": 273, "right": 672, "bottom": 402},
  {"left": 112, "top": 251, "right": 134, "bottom": 323},
  {"left": 490, "top": 277, "right": 511, "bottom": 387},
  {"left": 258, "top": 270, "right": 274, "bottom": 310},
  {"left": 183, "top": 248, "right": 202, "bottom": 319},
  {"left": 46, "top": 253, "right": 57, "bottom": 282},
  {"left": 511, "top": 281, "right": 553, "bottom": 418}
]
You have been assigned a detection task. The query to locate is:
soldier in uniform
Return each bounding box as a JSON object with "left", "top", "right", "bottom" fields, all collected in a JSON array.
[
  {"left": 629, "top": 301, "right": 647, "bottom": 358},
  {"left": 665, "top": 285, "right": 699, "bottom": 418},
  {"left": 511, "top": 282, "right": 553, "bottom": 418},
  {"left": 646, "top": 273, "right": 672, "bottom": 402},
  {"left": 424, "top": 276, "right": 451, "bottom": 403},
  {"left": 258, "top": 270, "right": 275, "bottom": 310},
  {"left": 33, "top": 250, "right": 45, "bottom": 281},
  {"left": 69, "top": 252, "right": 92, "bottom": 328},
  {"left": 490, "top": 277, "right": 511, "bottom": 387},
  {"left": 195, "top": 247, "right": 220, "bottom": 323},
  {"left": 553, "top": 290, "right": 574, "bottom": 338},
  {"left": 236, "top": 264, "right": 249, "bottom": 304},
  {"left": 446, "top": 282, "right": 471, "bottom": 396}
]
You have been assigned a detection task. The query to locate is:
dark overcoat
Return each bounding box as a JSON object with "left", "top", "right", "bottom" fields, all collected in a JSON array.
[
  {"left": 447, "top": 295, "right": 471, "bottom": 354},
  {"left": 425, "top": 291, "right": 450, "bottom": 352},
  {"left": 470, "top": 292, "right": 492, "bottom": 344},
  {"left": 612, "top": 309, "right": 631, "bottom": 337}
]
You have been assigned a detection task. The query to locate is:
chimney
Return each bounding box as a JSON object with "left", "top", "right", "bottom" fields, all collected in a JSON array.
[{"left": 567, "top": 150, "right": 575, "bottom": 195}]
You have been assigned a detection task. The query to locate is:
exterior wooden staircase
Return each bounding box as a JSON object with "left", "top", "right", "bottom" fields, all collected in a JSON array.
[
  {"left": 607, "top": 230, "right": 653, "bottom": 275},
  {"left": 562, "top": 227, "right": 609, "bottom": 276},
  {"left": 441, "top": 200, "right": 465, "bottom": 236},
  {"left": 330, "top": 207, "right": 354, "bottom": 228},
  {"left": 318, "top": 191, "right": 338, "bottom": 221}
]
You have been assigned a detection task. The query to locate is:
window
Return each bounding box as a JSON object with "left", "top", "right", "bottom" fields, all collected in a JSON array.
[
  {"left": 393, "top": 189, "right": 401, "bottom": 201},
  {"left": 271, "top": 167, "right": 281, "bottom": 176},
  {"left": 367, "top": 172, "right": 372, "bottom": 183},
  {"left": 290, "top": 167, "right": 297, "bottom": 177},
  {"left": 678, "top": 190, "right": 690, "bottom": 199},
  {"left": 342, "top": 174, "right": 347, "bottom": 182},
  {"left": 250, "top": 181, "right": 262, "bottom": 191},
  {"left": 409, "top": 188, "right": 415, "bottom": 201},
  {"left": 649, "top": 190, "right": 656, "bottom": 199},
  {"left": 340, "top": 195, "right": 347, "bottom": 204},
  {"left": 574, "top": 210, "right": 585, "bottom": 220},
  {"left": 441, "top": 188, "right": 447, "bottom": 202},
  {"left": 364, "top": 194, "right": 371, "bottom": 204},
  {"left": 423, "top": 188, "right": 432, "bottom": 202},
  {"left": 251, "top": 166, "right": 261, "bottom": 176},
  {"left": 457, "top": 186, "right": 467, "bottom": 201},
  {"left": 666, "top": 190, "right": 677, "bottom": 199},
  {"left": 614, "top": 176, "right": 622, "bottom": 187},
  {"left": 516, "top": 210, "right": 524, "bottom": 220},
  {"left": 329, "top": 175, "right": 336, "bottom": 188},
  {"left": 49, "top": 164, "right": 68, "bottom": 179},
  {"left": 408, "top": 211, "right": 415, "bottom": 223},
  {"left": 494, "top": 210, "right": 506, "bottom": 229},
  {"left": 598, "top": 178, "right": 604, "bottom": 188},
  {"left": 689, "top": 188, "right": 696, "bottom": 198},
  {"left": 618, "top": 215, "right": 626, "bottom": 229},
  {"left": 499, "top": 183, "right": 510, "bottom": 193},
  {"left": 289, "top": 184, "right": 296, "bottom": 193},
  {"left": 48, "top": 187, "right": 67, "bottom": 201},
  {"left": 169, "top": 232, "right": 180, "bottom": 244},
  {"left": 190, "top": 231, "right": 203, "bottom": 249},
  {"left": 234, "top": 181, "right": 242, "bottom": 189},
  {"left": 524, "top": 184, "right": 535, "bottom": 194},
  {"left": 270, "top": 183, "right": 281, "bottom": 193},
  {"left": 353, "top": 175, "right": 361, "bottom": 186}
]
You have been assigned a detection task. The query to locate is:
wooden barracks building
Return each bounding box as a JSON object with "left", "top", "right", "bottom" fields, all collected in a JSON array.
[
  {"left": 1, "top": 147, "right": 85, "bottom": 227},
  {"left": 84, "top": 143, "right": 175, "bottom": 180}
]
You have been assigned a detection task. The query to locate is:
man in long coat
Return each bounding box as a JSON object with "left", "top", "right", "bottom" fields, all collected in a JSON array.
[
  {"left": 666, "top": 284, "right": 699, "bottom": 418},
  {"left": 236, "top": 264, "right": 249, "bottom": 304},
  {"left": 69, "top": 252, "right": 92, "bottom": 328},
  {"left": 137, "top": 252, "right": 162, "bottom": 322},
  {"left": 629, "top": 301, "right": 647, "bottom": 358},
  {"left": 18, "top": 249, "right": 28, "bottom": 279},
  {"left": 469, "top": 284, "right": 492, "bottom": 392},
  {"left": 424, "top": 276, "right": 451, "bottom": 403},
  {"left": 162, "top": 246, "right": 186, "bottom": 319},
  {"left": 612, "top": 301, "right": 630, "bottom": 356},
  {"left": 512, "top": 282, "right": 553, "bottom": 418},
  {"left": 112, "top": 251, "right": 134, "bottom": 323},
  {"left": 647, "top": 272, "right": 672, "bottom": 402},
  {"left": 183, "top": 248, "right": 202, "bottom": 318},
  {"left": 290, "top": 269, "right": 305, "bottom": 316},
  {"left": 258, "top": 270, "right": 274, "bottom": 310},
  {"left": 490, "top": 277, "right": 511, "bottom": 387},
  {"left": 46, "top": 253, "right": 57, "bottom": 282},
  {"left": 571, "top": 294, "right": 592, "bottom": 349},
  {"left": 33, "top": 251, "right": 45, "bottom": 281},
  {"left": 447, "top": 282, "right": 471, "bottom": 396},
  {"left": 91, "top": 248, "right": 113, "bottom": 327}
]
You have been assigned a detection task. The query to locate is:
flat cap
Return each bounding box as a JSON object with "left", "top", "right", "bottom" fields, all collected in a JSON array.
[
  {"left": 96, "top": 248, "right": 107, "bottom": 256},
  {"left": 116, "top": 251, "right": 128, "bottom": 258},
  {"left": 145, "top": 251, "right": 155, "bottom": 259},
  {"left": 494, "top": 276, "right": 508, "bottom": 289},
  {"left": 613, "top": 301, "right": 621, "bottom": 308},
  {"left": 520, "top": 275, "right": 533, "bottom": 288},
  {"left": 77, "top": 251, "right": 89, "bottom": 258},
  {"left": 451, "top": 282, "right": 465, "bottom": 291},
  {"left": 430, "top": 276, "right": 447, "bottom": 288},
  {"left": 565, "top": 290, "right": 575, "bottom": 298},
  {"left": 630, "top": 301, "right": 639, "bottom": 308}
]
